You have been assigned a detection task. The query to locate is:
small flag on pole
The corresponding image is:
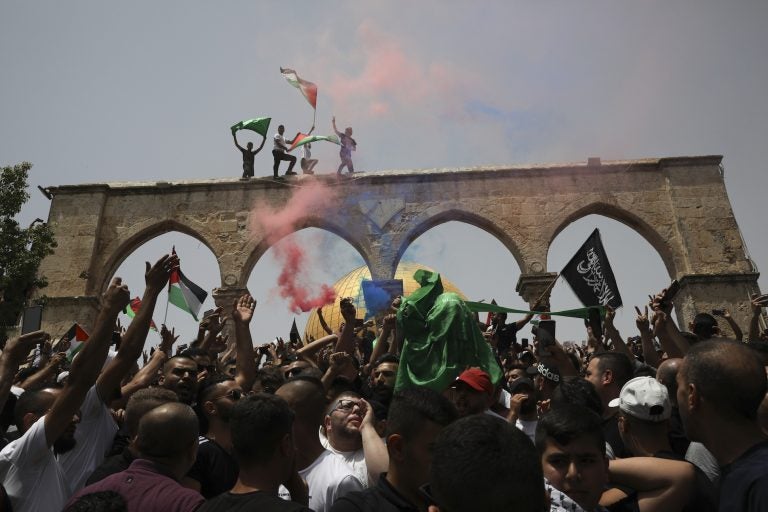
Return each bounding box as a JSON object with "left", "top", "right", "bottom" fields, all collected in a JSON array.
[
  {"left": 124, "top": 297, "right": 159, "bottom": 331},
  {"left": 280, "top": 67, "right": 318, "bottom": 109},
  {"left": 60, "top": 323, "right": 89, "bottom": 362},
  {"left": 168, "top": 248, "right": 208, "bottom": 321},
  {"left": 561, "top": 229, "right": 623, "bottom": 309},
  {"left": 231, "top": 117, "right": 271, "bottom": 137}
]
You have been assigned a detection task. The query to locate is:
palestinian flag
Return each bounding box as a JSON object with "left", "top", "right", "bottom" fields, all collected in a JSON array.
[
  {"left": 124, "top": 296, "right": 159, "bottom": 331},
  {"left": 280, "top": 67, "right": 318, "bottom": 109},
  {"left": 60, "top": 323, "right": 89, "bottom": 362},
  {"left": 289, "top": 133, "right": 340, "bottom": 151},
  {"left": 231, "top": 117, "right": 271, "bottom": 137},
  {"left": 168, "top": 249, "right": 208, "bottom": 321}
]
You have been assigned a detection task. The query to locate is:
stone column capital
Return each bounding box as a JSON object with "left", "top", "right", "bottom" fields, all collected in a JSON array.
[{"left": 516, "top": 272, "right": 558, "bottom": 308}]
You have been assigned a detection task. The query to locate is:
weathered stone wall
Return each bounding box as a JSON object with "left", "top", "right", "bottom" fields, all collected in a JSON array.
[{"left": 35, "top": 155, "right": 761, "bottom": 339}]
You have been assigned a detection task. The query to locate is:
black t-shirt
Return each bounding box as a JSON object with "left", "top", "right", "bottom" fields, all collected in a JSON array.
[
  {"left": 199, "top": 491, "right": 311, "bottom": 512},
  {"left": 188, "top": 436, "right": 239, "bottom": 499},
  {"left": 491, "top": 322, "right": 518, "bottom": 354},
  {"left": 718, "top": 440, "right": 768, "bottom": 512},
  {"left": 330, "top": 473, "right": 420, "bottom": 512}
]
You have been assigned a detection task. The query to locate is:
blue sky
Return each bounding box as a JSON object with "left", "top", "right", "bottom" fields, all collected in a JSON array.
[{"left": 2, "top": 1, "right": 767, "bottom": 346}]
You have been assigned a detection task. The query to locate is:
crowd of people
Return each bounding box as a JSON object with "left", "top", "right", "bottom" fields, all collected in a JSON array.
[{"left": 0, "top": 251, "right": 766, "bottom": 512}]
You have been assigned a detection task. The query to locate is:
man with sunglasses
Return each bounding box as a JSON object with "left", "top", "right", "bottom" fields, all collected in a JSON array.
[
  {"left": 187, "top": 374, "right": 243, "bottom": 498},
  {"left": 186, "top": 292, "right": 259, "bottom": 498},
  {"left": 323, "top": 391, "right": 389, "bottom": 489},
  {"left": 276, "top": 378, "right": 363, "bottom": 512},
  {"left": 330, "top": 388, "right": 458, "bottom": 512}
]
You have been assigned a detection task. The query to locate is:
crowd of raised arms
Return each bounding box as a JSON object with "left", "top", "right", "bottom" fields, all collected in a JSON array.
[{"left": 0, "top": 252, "right": 766, "bottom": 512}]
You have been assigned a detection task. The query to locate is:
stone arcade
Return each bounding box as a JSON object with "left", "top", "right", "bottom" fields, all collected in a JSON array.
[{"left": 36, "top": 155, "right": 761, "bottom": 338}]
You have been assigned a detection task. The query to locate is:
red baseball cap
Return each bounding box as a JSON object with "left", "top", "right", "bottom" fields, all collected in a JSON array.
[{"left": 455, "top": 367, "right": 493, "bottom": 395}]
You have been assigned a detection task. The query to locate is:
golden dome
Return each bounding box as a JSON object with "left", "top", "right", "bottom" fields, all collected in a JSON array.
[{"left": 303, "top": 262, "right": 466, "bottom": 342}]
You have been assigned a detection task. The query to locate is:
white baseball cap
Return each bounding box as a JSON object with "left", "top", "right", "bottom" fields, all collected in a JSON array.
[{"left": 608, "top": 376, "right": 670, "bottom": 422}]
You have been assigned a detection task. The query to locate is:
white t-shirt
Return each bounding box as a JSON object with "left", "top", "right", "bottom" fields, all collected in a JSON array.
[
  {"left": 300, "top": 450, "right": 364, "bottom": 512},
  {"left": 301, "top": 144, "right": 311, "bottom": 160},
  {"left": 319, "top": 427, "right": 369, "bottom": 487},
  {"left": 274, "top": 133, "right": 288, "bottom": 152},
  {"left": 58, "top": 385, "right": 118, "bottom": 492},
  {"left": 0, "top": 385, "right": 117, "bottom": 512},
  {"left": 0, "top": 416, "right": 69, "bottom": 512},
  {"left": 279, "top": 449, "right": 363, "bottom": 512}
]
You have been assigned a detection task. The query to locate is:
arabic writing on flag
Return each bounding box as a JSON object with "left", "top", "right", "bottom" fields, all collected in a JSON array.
[{"left": 561, "top": 229, "right": 623, "bottom": 309}]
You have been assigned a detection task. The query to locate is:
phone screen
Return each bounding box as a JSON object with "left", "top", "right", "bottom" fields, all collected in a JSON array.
[{"left": 21, "top": 306, "right": 43, "bottom": 334}]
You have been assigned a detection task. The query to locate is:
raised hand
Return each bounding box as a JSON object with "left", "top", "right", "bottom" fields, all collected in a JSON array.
[
  {"left": 329, "top": 351, "right": 353, "bottom": 373},
  {"left": 651, "top": 310, "right": 668, "bottom": 338},
  {"left": 232, "top": 294, "right": 256, "bottom": 324},
  {"left": 159, "top": 324, "right": 179, "bottom": 353},
  {"left": 145, "top": 253, "right": 177, "bottom": 291},
  {"left": 340, "top": 297, "right": 356, "bottom": 323},
  {"left": 3, "top": 331, "right": 50, "bottom": 364},
  {"left": 49, "top": 352, "right": 67, "bottom": 368},
  {"left": 103, "top": 277, "right": 131, "bottom": 314},
  {"left": 210, "top": 333, "right": 228, "bottom": 353},
  {"left": 635, "top": 305, "right": 651, "bottom": 334}
]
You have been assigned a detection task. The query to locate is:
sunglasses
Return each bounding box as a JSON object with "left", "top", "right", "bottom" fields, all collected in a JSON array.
[
  {"left": 210, "top": 389, "right": 243, "bottom": 402},
  {"left": 332, "top": 398, "right": 362, "bottom": 413}
]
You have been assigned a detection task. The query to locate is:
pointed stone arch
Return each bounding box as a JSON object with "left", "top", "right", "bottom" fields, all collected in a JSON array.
[
  {"left": 393, "top": 207, "right": 527, "bottom": 279},
  {"left": 240, "top": 216, "right": 373, "bottom": 288},
  {"left": 94, "top": 219, "right": 220, "bottom": 295},
  {"left": 546, "top": 201, "right": 679, "bottom": 278}
]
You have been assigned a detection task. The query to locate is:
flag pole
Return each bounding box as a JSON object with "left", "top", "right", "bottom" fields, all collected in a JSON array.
[
  {"left": 163, "top": 289, "right": 170, "bottom": 325},
  {"left": 312, "top": 107, "right": 316, "bottom": 129},
  {"left": 533, "top": 274, "right": 560, "bottom": 311}
]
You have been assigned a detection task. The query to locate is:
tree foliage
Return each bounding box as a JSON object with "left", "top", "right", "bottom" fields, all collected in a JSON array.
[{"left": 0, "top": 162, "right": 57, "bottom": 342}]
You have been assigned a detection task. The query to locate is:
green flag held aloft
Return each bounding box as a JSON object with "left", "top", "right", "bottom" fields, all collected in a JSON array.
[
  {"left": 231, "top": 117, "right": 271, "bottom": 137},
  {"left": 394, "top": 270, "right": 502, "bottom": 392}
]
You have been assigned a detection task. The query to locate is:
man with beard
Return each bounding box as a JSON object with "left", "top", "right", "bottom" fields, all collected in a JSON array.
[
  {"left": 187, "top": 292, "right": 258, "bottom": 497},
  {"left": 276, "top": 378, "right": 363, "bottom": 512},
  {"left": 187, "top": 374, "right": 242, "bottom": 498},
  {"left": 0, "top": 277, "right": 130, "bottom": 512},
  {"left": 676, "top": 339, "right": 768, "bottom": 511},
  {"left": 447, "top": 368, "right": 500, "bottom": 419},
  {"left": 506, "top": 377, "right": 538, "bottom": 442},
  {"left": 158, "top": 356, "right": 199, "bottom": 405},
  {"left": 322, "top": 391, "right": 388, "bottom": 488},
  {"left": 368, "top": 355, "right": 398, "bottom": 408},
  {"left": 330, "top": 388, "right": 458, "bottom": 512}
]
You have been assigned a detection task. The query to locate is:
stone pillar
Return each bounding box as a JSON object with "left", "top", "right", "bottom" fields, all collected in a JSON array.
[
  {"left": 516, "top": 272, "right": 559, "bottom": 308},
  {"left": 40, "top": 296, "right": 101, "bottom": 343},
  {"left": 211, "top": 286, "right": 250, "bottom": 344},
  {"left": 674, "top": 272, "right": 761, "bottom": 338}
]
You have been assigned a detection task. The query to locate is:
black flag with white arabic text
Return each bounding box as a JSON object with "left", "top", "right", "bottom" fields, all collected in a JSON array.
[{"left": 561, "top": 229, "right": 623, "bottom": 309}]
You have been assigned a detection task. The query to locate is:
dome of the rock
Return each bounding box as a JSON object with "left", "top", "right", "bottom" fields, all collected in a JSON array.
[{"left": 303, "top": 262, "right": 466, "bottom": 342}]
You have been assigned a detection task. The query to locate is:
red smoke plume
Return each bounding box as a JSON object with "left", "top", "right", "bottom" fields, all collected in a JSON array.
[{"left": 250, "top": 181, "right": 338, "bottom": 313}]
